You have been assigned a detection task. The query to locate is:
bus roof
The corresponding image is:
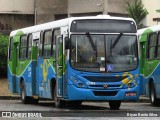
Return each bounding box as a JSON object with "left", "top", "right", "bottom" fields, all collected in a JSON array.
[
  {"left": 138, "top": 25, "right": 160, "bottom": 36},
  {"left": 10, "top": 15, "right": 136, "bottom": 37}
]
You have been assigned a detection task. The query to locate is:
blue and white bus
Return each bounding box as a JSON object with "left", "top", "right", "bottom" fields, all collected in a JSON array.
[
  {"left": 138, "top": 25, "right": 160, "bottom": 106},
  {"left": 8, "top": 15, "right": 140, "bottom": 109}
]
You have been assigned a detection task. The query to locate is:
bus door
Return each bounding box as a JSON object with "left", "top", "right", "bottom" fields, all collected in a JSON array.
[
  {"left": 63, "top": 34, "right": 69, "bottom": 97},
  {"left": 32, "top": 37, "right": 39, "bottom": 96},
  {"left": 55, "top": 35, "right": 63, "bottom": 97},
  {"left": 10, "top": 41, "right": 19, "bottom": 93},
  {"left": 140, "top": 41, "right": 146, "bottom": 95},
  {"left": 140, "top": 41, "right": 145, "bottom": 74}
]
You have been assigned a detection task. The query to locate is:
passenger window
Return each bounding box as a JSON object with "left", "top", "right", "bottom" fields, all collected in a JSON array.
[
  {"left": 39, "top": 31, "right": 43, "bottom": 57},
  {"left": 20, "top": 35, "right": 27, "bottom": 60},
  {"left": 42, "top": 30, "right": 52, "bottom": 58},
  {"left": 148, "top": 33, "right": 157, "bottom": 60},
  {"left": 51, "top": 31, "right": 55, "bottom": 57},
  {"left": 27, "top": 34, "right": 32, "bottom": 59},
  {"left": 9, "top": 37, "right": 13, "bottom": 60},
  {"left": 52, "top": 29, "right": 60, "bottom": 58}
]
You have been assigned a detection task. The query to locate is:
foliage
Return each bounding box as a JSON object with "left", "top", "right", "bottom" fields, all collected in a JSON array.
[
  {"left": 0, "top": 34, "right": 9, "bottom": 78},
  {"left": 126, "top": 0, "right": 148, "bottom": 29}
]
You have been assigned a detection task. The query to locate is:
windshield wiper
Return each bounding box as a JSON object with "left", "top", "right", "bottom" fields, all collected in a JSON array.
[
  {"left": 86, "top": 32, "right": 97, "bottom": 50},
  {"left": 110, "top": 33, "right": 123, "bottom": 49}
]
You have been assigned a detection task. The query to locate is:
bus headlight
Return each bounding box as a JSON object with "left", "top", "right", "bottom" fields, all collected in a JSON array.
[{"left": 70, "top": 76, "right": 87, "bottom": 88}]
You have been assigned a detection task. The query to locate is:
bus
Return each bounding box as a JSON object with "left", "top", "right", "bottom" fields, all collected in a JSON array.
[
  {"left": 138, "top": 25, "right": 160, "bottom": 106},
  {"left": 8, "top": 15, "right": 140, "bottom": 109}
]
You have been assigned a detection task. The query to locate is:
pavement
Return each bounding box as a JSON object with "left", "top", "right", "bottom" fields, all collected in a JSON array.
[
  {"left": 0, "top": 78, "right": 12, "bottom": 96},
  {"left": 0, "top": 78, "right": 150, "bottom": 102}
]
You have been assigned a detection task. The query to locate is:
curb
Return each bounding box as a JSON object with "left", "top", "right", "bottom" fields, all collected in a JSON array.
[
  {"left": 138, "top": 96, "right": 150, "bottom": 103},
  {"left": 0, "top": 96, "right": 20, "bottom": 100}
]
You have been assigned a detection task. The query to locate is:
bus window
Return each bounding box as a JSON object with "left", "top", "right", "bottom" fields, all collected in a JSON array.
[
  {"left": 39, "top": 31, "right": 43, "bottom": 57},
  {"left": 27, "top": 34, "right": 32, "bottom": 59},
  {"left": 20, "top": 35, "right": 27, "bottom": 60},
  {"left": 53, "top": 29, "right": 60, "bottom": 57},
  {"left": 9, "top": 37, "right": 13, "bottom": 60},
  {"left": 51, "top": 31, "right": 55, "bottom": 56},
  {"left": 148, "top": 33, "right": 157, "bottom": 60},
  {"left": 42, "top": 30, "right": 52, "bottom": 58}
]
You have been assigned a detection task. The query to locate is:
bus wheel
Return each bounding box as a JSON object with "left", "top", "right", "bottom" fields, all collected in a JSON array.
[
  {"left": 20, "top": 81, "right": 31, "bottom": 104},
  {"left": 109, "top": 100, "right": 121, "bottom": 110},
  {"left": 31, "top": 98, "right": 39, "bottom": 104},
  {"left": 54, "top": 86, "right": 66, "bottom": 108},
  {"left": 150, "top": 82, "right": 160, "bottom": 106}
]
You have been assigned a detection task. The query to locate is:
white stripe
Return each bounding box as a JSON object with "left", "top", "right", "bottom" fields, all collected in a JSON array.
[
  {"left": 141, "top": 63, "right": 160, "bottom": 79},
  {"left": 8, "top": 61, "right": 32, "bottom": 78}
]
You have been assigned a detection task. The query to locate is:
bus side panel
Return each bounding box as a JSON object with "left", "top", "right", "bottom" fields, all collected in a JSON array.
[
  {"left": 139, "top": 41, "right": 146, "bottom": 95},
  {"left": 32, "top": 61, "right": 37, "bottom": 96},
  {"left": 16, "top": 62, "right": 33, "bottom": 96},
  {"left": 152, "top": 64, "right": 160, "bottom": 98},
  {"left": 37, "top": 58, "right": 56, "bottom": 98},
  {"left": 8, "top": 65, "right": 16, "bottom": 93},
  {"left": 143, "top": 63, "right": 160, "bottom": 99},
  {"left": 139, "top": 28, "right": 160, "bottom": 98},
  {"left": 8, "top": 39, "right": 19, "bottom": 94},
  {"left": 139, "top": 34, "right": 147, "bottom": 95}
]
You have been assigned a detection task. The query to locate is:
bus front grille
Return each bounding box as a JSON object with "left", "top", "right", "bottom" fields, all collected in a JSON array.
[
  {"left": 93, "top": 91, "right": 118, "bottom": 96},
  {"left": 83, "top": 76, "right": 127, "bottom": 82},
  {"left": 89, "top": 85, "right": 121, "bottom": 88}
]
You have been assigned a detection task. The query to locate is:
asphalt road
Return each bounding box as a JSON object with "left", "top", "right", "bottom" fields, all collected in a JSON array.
[{"left": 0, "top": 100, "right": 160, "bottom": 120}]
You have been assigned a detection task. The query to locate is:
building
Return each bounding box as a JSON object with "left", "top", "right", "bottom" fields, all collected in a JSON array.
[
  {"left": 68, "top": 0, "right": 133, "bottom": 17},
  {"left": 142, "top": 0, "right": 160, "bottom": 26},
  {"left": 0, "top": 0, "right": 34, "bottom": 33},
  {"left": 0, "top": 0, "right": 135, "bottom": 33},
  {"left": 35, "top": 0, "right": 68, "bottom": 24}
]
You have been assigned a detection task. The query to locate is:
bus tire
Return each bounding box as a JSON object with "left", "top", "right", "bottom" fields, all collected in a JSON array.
[
  {"left": 150, "top": 82, "right": 160, "bottom": 106},
  {"left": 31, "top": 98, "right": 39, "bottom": 104},
  {"left": 54, "top": 86, "right": 66, "bottom": 108},
  {"left": 109, "top": 100, "right": 121, "bottom": 110},
  {"left": 20, "top": 81, "right": 31, "bottom": 104}
]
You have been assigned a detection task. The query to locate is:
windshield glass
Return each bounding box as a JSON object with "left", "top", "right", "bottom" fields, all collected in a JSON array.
[{"left": 70, "top": 34, "right": 138, "bottom": 72}]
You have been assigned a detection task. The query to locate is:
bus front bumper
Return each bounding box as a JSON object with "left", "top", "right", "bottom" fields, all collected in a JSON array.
[{"left": 67, "top": 85, "right": 140, "bottom": 101}]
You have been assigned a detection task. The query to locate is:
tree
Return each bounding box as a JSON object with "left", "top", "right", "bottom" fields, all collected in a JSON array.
[
  {"left": 0, "top": 34, "right": 9, "bottom": 78},
  {"left": 126, "top": 0, "right": 148, "bottom": 29}
]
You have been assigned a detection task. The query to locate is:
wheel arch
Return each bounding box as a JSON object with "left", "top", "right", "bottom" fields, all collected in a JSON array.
[
  {"left": 20, "top": 77, "right": 24, "bottom": 86},
  {"left": 148, "top": 77, "right": 155, "bottom": 96},
  {"left": 50, "top": 77, "right": 56, "bottom": 98}
]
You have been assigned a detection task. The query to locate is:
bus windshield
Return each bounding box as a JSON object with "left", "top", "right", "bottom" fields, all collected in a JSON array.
[{"left": 70, "top": 34, "right": 138, "bottom": 72}]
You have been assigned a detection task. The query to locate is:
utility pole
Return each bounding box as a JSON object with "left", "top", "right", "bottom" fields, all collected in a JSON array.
[
  {"left": 34, "top": 0, "right": 37, "bottom": 25},
  {"left": 97, "top": 0, "right": 107, "bottom": 15}
]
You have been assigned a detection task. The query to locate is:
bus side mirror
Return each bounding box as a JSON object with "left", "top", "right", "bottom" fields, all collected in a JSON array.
[{"left": 65, "top": 37, "right": 70, "bottom": 49}]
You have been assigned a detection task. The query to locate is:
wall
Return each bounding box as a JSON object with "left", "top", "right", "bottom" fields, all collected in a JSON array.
[
  {"left": 142, "top": 0, "right": 160, "bottom": 26},
  {"left": 0, "top": 14, "right": 34, "bottom": 34},
  {"left": 0, "top": 0, "right": 34, "bottom": 14},
  {"left": 0, "top": 0, "right": 34, "bottom": 34},
  {"left": 35, "top": 0, "right": 68, "bottom": 24},
  {"left": 68, "top": 0, "right": 134, "bottom": 17}
]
